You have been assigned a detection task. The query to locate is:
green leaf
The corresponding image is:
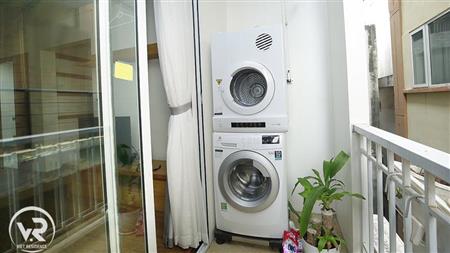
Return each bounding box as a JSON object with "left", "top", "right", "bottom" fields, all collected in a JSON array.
[
  {"left": 317, "top": 237, "right": 327, "bottom": 252},
  {"left": 288, "top": 201, "right": 300, "bottom": 220},
  {"left": 330, "top": 183, "right": 344, "bottom": 190},
  {"left": 291, "top": 177, "right": 303, "bottom": 196},
  {"left": 291, "top": 177, "right": 316, "bottom": 196},
  {"left": 351, "top": 193, "right": 366, "bottom": 200},
  {"left": 299, "top": 191, "right": 308, "bottom": 199},
  {"left": 330, "top": 178, "right": 345, "bottom": 186},
  {"left": 329, "top": 151, "right": 350, "bottom": 179},
  {"left": 336, "top": 235, "right": 345, "bottom": 245},
  {"left": 323, "top": 160, "right": 332, "bottom": 185},
  {"left": 305, "top": 176, "right": 321, "bottom": 183},
  {"left": 299, "top": 185, "right": 327, "bottom": 237},
  {"left": 312, "top": 169, "right": 324, "bottom": 186},
  {"left": 299, "top": 177, "right": 314, "bottom": 190}
]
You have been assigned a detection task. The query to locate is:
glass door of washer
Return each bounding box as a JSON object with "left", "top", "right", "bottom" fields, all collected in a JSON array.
[{"left": 218, "top": 150, "right": 279, "bottom": 213}]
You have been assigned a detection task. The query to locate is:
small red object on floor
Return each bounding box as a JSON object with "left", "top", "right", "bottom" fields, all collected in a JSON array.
[{"left": 282, "top": 229, "right": 301, "bottom": 253}]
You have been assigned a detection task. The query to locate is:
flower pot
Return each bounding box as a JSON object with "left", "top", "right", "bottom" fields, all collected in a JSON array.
[
  {"left": 306, "top": 228, "right": 318, "bottom": 246},
  {"left": 119, "top": 206, "right": 140, "bottom": 235},
  {"left": 321, "top": 209, "right": 334, "bottom": 230},
  {"left": 303, "top": 239, "right": 340, "bottom": 253}
]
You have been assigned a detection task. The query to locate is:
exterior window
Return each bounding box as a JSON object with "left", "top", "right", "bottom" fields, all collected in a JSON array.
[
  {"left": 410, "top": 10, "right": 450, "bottom": 88},
  {"left": 412, "top": 30, "right": 426, "bottom": 85},
  {"left": 428, "top": 11, "right": 450, "bottom": 85}
]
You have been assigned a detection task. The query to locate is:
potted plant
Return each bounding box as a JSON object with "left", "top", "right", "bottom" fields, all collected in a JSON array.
[
  {"left": 303, "top": 226, "right": 345, "bottom": 253},
  {"left": 289, "top": 151, "right": 364, "bottom": 252},
  {"left": 117, "top": 144, "right": 141, "bottom": 235}
]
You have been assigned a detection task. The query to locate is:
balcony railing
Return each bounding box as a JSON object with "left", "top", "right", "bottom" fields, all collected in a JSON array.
[
  {"left": 0, "top": 127, "right": 104, "bottom": 252},
  {"left": 353, "top": 124, "right": 450, "bottom": 253}
]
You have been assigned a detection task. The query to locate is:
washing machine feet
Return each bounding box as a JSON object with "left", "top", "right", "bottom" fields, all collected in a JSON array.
[
  {"left": 214, "top": 229, "right": 232, "bottom": 244},
  {"left": 214, "top": 229, "right": 282, "bottom": 252}
]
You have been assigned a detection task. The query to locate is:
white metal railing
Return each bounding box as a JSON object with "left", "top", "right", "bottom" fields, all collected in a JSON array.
[{"left": 353, "top": 124, "right": 450, "bottom": 253}]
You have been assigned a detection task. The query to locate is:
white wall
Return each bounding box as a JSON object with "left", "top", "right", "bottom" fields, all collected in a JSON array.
[
  {"left": 198, "top": 1, "right": 228, "bottom": 241},
  {"left": 199, "top": 0, "right": 337, "bottom": 241},
  {"left": 328, "top": 1, "right": 370, "bottom": 251}
]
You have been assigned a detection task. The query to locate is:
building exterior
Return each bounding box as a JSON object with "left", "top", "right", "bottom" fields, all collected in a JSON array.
[{"left": 390, "top": 0, "right": 450, "bottom": 153}]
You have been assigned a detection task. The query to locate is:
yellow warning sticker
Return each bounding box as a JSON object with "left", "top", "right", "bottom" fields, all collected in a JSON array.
[
  {"left": 216, "top": 79, "right": 222, "bottom": 86},
  {"left": 114, "top": 61, "right": 133, "bottom": 81}
]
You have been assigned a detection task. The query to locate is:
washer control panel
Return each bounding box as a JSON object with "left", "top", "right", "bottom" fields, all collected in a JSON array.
[{"left": 262, "top": 135, "right": 280, "bottom": 144}]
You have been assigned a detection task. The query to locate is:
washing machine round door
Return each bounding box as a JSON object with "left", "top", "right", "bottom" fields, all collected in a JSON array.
[
  {"left": 219, "top": 150, "right": 279, "bottom": 213},
  {"left": 221, "top": 62, "right": 275, "bottom": 115}
]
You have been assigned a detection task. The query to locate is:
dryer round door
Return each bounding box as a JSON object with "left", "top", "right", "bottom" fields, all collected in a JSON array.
[
  {"left": 221, "top": 62, "right": 275, "bottom": 115},
  {"left": 218, "top": 150, "right": 279, "bottom": 213}
]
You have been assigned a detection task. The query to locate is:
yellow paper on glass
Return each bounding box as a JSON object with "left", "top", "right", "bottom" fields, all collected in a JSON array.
[{"left": 114, "top": 61, "right": 133, "bottom": 81}]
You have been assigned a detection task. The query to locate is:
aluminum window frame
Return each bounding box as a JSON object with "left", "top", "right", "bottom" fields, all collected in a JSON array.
[
  {"left": 409, "top": 8, "right": 450, "bottom": 88},
  {"left": 98, "top": 0, "right": 121, "bottom": 251},
  {"left": 409, "top": 27, "right": 428, "bottom": 88},
  {"left": 135, "top": 0, "right": 157, "bottom": 252}
]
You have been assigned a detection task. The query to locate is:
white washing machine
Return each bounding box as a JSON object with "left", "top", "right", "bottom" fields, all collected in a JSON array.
[
  {"left": 213, "top": 132, "right": 288, "bottom": 239},
  {"left": 211, "top": 25, "right": 288, "bottom": 132}
]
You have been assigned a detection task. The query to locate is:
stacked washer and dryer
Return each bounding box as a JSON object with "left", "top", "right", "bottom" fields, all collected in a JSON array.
[{"left": 211, "top": 25, "right": 289, "bottom": 247}]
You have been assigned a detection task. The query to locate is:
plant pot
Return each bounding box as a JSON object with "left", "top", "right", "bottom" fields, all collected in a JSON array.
[
  {"left": 119, "top": 206, "right": 140, "bottom": 235},
  {"left": 321, "top": 209, "right": 334, "bottom": 230},
  {"left": 303, "top": 239, "right": 340, "bottom": 253},
  {"left": 306, "top": 228, "right": 318, "bottom": 245}
]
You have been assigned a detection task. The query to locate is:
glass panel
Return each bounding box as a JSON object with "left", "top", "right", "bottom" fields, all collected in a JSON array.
[
  {"left": 412, "top": 30, "right": 426, "bottom": 85},
  {"left": 0, "top": 1, "right": 110, "bottom": 252},
  {"left": 231, "top": 69, "right": 267, "bottom": 106},
  {"left": 109, "top": 0, "right": 146, "bottom": 252},
  {"left": 228, "top": 159, "right": 271, "bottom": 202},
  {"left": 429, "top": 12, "right": 450, "bottom": 85}
]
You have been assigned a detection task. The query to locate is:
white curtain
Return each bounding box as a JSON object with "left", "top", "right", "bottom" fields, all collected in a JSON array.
[{"left": 154, "top": 0, "right": 207, "bottom": 249}]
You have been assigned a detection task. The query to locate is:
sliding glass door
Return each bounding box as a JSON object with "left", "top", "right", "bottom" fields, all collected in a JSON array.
[{"left": 0, "top": 0, "right": 154, "bottom": 252}]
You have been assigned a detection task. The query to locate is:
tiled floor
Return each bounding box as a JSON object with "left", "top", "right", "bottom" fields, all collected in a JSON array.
[{"left": 207, "top": 240, "right": 278, "bottom": 253}]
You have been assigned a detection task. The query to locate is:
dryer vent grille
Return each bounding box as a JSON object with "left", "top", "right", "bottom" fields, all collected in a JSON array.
[{"left": 255, "top": 33, "right": 272, "bottom": 51}]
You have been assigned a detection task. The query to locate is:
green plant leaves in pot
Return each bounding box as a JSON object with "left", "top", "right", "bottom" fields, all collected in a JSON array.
[{"left": 290, "top": 150, "right": 366, "bottom": 237}]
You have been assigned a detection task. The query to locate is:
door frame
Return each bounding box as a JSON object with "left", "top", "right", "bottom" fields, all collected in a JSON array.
[
  {"left": 98, "top": 0, "right": 156, "bottom": 252},
  {"left": 99, "top": 0, "right": 209, "bottom": 251},
  {"left": 135, "top": 0, "right": 157, "bottom": 252},
  {"left": 98, "top": 0, "right": 121, "bottom": 251}
]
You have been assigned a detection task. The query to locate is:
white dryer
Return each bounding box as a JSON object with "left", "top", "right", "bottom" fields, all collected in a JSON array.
[
  {"left": 211, "top": 25, "right": 288, "bottom": 132},
  {"left": 213, "top": 132, "right": 288, "bottom": 239}
]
